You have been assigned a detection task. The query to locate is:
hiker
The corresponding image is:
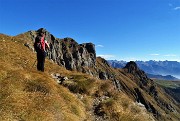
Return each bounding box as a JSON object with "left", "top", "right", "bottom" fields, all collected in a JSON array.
[{"left": 34, "top": 29, "right": 50, "bottom": 72}]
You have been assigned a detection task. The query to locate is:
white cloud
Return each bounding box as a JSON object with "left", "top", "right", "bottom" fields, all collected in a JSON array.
[
  {"left": 150, "top": 54, "right": 160, "bottom": 56},
  {"left": 96, "top": 45, "right": 104, "bottom": 47},
  {"left": 97, "top": 54, "right": 115, "bottom": 59},
  {"left": 123, "top": 57, "right": 137, "bottom": 62},
  {"left": 164, "top": 54, "right": 177, "bottom": 57},
  {"left": 174, "top": 7, "right": 180, "bottom": 10}
]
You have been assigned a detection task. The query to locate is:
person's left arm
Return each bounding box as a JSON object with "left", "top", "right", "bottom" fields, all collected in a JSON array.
[{"left": 45, "top": 40, "right": 50, "bottom": 49}]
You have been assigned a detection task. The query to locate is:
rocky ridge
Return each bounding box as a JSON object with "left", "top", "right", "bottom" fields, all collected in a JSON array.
[
  {"left": 18, "top": 28, "right": 180, "bottom": 121},
  {"left": 23, "top": 28, "right": 116, "bottom": 80},
  {"left": 29, "top": 28, "right": 96, "bottom": 72}
]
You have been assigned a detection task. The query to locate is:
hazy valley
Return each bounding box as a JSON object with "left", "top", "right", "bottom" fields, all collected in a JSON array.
[{"left": 108, "top": 60, "right": 180, "bottom": 81}]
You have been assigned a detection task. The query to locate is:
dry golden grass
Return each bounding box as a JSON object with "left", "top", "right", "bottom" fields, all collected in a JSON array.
[
  {"left": 0, "top": 35, "right": 86, "bottom": 121},
  {"left": 97, "top": 92, "right": 155, "bottom": 121},
  {"left": 0, "top": 34, "right": 156, "bottom": 121}
]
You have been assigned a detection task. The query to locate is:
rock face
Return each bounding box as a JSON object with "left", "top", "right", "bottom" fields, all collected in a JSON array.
[
  {"left": 24, "top": 28, "right": 112, "bottom": 79},
  {"left": 48, "top": 37, "right": 96, "bottom": 71},
  {"left": 26, "top": 28, "right": 118, "bottom": 81},
  {"left": 29, "top": 28, "right": 96, "bottom": 73},
  {"left": 124, "top": 61, "right": 139, "bottom": 73},
  {"left": 124, "top": 61, "right": 150, "bottom": 87}
]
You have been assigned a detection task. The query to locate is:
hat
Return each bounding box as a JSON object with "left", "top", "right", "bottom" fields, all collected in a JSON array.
[{"left": 37, "top": 28, "right": 46, "bottom": 33}]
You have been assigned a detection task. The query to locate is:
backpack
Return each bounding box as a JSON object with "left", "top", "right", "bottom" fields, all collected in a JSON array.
[{"left": 34, "top": 36, "right": 45, "bottom": 52}]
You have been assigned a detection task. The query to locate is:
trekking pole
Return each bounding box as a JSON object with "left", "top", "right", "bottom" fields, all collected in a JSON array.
[{"left": 32, "top": 60, "right": 37, "bottom": 68}]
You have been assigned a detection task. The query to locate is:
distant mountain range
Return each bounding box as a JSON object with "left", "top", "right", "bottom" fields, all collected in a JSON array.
[{"left": 108, "top": 60, "right": 180, "bottom": 80}]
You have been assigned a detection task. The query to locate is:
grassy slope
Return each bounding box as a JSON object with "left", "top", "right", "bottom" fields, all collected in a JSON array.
[
  {"left": 154, "top": 80, "right": 180, "bottom": 89},
  {"left": 0, "top": 34, "right": 87, "bottom": 121},
  {"left": 154, "top": 80, "right": 180, "bottom": 104},
  {"left": 96, "top": 58, "right": 180, "bottom": 121},
  {"left": 0, "top": 34, "right": 155, "bottom": 121}
]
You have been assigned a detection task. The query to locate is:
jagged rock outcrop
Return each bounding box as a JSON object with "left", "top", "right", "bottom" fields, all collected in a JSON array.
[
  {"left": 26, "top": 28, "right": 116, "bottom": 80},
  {"left": 49, "top": 38, "right": 96, "bottom": 71},
  {"left": 124, "top": 61, "right": 149, "bottom": 87},
  {"left": 123, "top": 61, "right": 178, "bottom": 119},
  {"left": 27, "top": 28, "right": 96, "bottom": 74}
]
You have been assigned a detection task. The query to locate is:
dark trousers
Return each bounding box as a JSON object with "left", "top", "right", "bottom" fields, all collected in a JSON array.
[{"left": 37, "top": 51, "right": 46, "bottom": 72}]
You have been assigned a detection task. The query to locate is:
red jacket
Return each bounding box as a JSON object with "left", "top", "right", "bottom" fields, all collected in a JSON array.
[{"left": 34, "top": 36, "right": 49, "bottom": 52}]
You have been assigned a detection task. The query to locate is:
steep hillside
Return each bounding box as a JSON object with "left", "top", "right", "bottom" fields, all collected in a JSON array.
[
  {"left": 0, "top": 33, "right": 154, "bottom": 121},
  {"left": 97, "top": 59, "right": 180, "bottom": 120},
  {"left": 0, "top": 34, "right": 87, "bottom": 121},
  {"left": 155, "top": 80, "right": 180, "bottom": 103},
  {"left": 1, "top": 28, "right": 180, "bottom": 121}
]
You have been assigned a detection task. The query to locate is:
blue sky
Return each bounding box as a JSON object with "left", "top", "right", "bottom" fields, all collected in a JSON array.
[{"left": 0, "top": 0, "right": 180, "bottom": 61}]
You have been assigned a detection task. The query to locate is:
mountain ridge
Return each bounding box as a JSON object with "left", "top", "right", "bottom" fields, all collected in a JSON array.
[
  {"left": 0, "top": 28, "right": 179, "bottom": 121},
  {"left": 108, "top": 60, "right": 180, "bottom": 80}
]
